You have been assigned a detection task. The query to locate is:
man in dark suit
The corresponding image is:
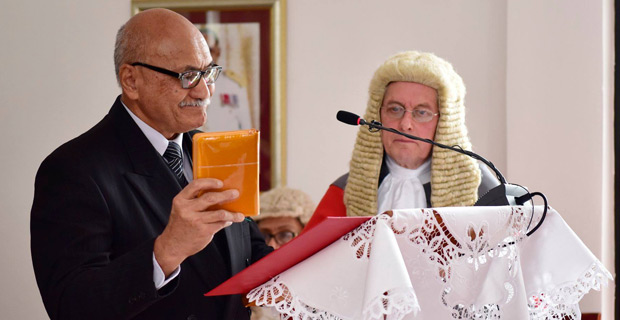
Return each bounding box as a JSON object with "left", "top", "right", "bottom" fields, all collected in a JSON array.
[{"left": 30, "top": 8, "right": 272, "bottom": 319}]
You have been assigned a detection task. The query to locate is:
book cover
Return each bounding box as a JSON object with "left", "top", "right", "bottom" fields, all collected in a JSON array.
[{"left": 192, "top": 129, "right": 260, "bottom": 216}]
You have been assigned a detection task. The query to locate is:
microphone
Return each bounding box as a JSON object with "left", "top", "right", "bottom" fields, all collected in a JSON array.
[
  {"left": 337, "top": 111, "right": 530, "bottom": 201},
  {"left": 336, "top": 110, "right": 547, "bottom": 235},
  {"left": 337, "top": 111, "right": 507, "bottom": 183},
  {"left": 336, "top": 110, "right": 367, "bottom": 126}
]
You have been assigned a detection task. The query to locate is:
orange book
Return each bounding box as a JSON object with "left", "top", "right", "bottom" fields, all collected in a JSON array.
[{"left": 192, "top": 129, "right": 260, "bottom": 216}]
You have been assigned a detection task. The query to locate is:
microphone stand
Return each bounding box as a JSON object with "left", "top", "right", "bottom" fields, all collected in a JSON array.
[
  {"left": 363, "top": 119, "right": 506, "bottom": 184},
  {"left": 357, "top": 118, "right": 547, "bottom": 237}
]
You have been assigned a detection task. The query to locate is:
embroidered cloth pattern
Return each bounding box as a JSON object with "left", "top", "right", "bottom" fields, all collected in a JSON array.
[{"left": 246, "top": 206, "right": 612, "bottom": 319}]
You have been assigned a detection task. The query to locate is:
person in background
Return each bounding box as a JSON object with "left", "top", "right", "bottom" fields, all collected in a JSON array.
[
  {"left": 199, "top": 27, "right": 253, "bottom": 132},
  {"left": 305, "top": 51, "right": 500, "bottom": 230},
  {"left": 255, "top": 186, "right": 315, "bottom": 250},
  {"left": 30, "top": 8, "right": 272, "bottom": 320},
  {"left": 250, "top": 186, "right": 315, "bottom": 320}
]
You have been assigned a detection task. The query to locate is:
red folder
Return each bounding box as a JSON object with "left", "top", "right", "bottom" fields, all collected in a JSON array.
[{"left": 205, "top": 216, "right": 372, "bottom": 296}]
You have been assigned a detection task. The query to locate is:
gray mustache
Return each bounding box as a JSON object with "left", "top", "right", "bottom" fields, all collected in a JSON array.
[{"left": 179, "top": 99, "right": 210, "bottom": 107}]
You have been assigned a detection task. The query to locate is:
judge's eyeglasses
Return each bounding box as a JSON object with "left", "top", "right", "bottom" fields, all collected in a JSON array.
[{"left": 381, "top": 105, "right": 439, "bottom": 123}]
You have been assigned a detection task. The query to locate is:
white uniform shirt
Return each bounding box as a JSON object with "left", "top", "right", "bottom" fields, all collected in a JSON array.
[{"left": 202, "top": 72, "right": 253, "bottom": 132}]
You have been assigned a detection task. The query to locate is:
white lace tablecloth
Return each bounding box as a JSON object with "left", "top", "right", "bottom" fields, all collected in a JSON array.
[{"left": 247, "top": 206, "right": 613, "bottom": 319}]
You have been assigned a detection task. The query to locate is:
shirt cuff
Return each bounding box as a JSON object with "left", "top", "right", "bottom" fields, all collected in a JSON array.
[{"left": 153, "top": 252, "right": 181, "bottom": 289}]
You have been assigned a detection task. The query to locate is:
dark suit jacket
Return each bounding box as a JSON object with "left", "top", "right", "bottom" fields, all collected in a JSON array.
[{"left": 31, "top": 96, "right": 273, "bottom": 320}]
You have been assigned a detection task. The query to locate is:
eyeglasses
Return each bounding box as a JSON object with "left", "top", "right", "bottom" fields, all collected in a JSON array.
[
  {"left": 261, "top": 231, "right": 297, "bottom": 245},
  {"left": 381, "top": 105, "right": 439, "bottom": 123},
  {"left": 131, "top": 62, "right": 222, "bottom": 89}
]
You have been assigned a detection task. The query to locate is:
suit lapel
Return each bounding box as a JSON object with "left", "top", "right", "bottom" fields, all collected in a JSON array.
[
  {"left": 109, "top": 98, "right": 181, "bottom": 228},
  {"left": 183, "top": 130, "right": 195, "bottom": 172}
]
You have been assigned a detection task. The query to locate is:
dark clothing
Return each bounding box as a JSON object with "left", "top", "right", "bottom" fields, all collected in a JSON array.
[{"left": 31, "top": 96, "right": 272, "bottom": 320}]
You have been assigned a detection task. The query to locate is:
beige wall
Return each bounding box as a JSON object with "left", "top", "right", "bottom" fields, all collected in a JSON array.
[
  {"left": 505, "top": 0, "right": 614, "bottom": 314},
  {"left": 286, "top": 0, "right": 508, "bottom": 201},
  {"left": 0, "top": 1, "right": 130, "bottom": 318},
  {"left": 0, "top": 0, "right": 613, "bottom": 318}
]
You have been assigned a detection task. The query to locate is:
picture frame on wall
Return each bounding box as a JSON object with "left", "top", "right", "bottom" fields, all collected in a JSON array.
[{"left": 131, "top": 0, "right": 287, "bottom": 191}]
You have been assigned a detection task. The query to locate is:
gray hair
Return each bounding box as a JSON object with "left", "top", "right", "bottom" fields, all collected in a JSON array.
[{"left": 114, "top": 23, "right": 145, "bottom": 87}]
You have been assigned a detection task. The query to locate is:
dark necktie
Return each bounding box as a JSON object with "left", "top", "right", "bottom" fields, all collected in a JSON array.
[{"left": 163, "top": 141, "right": 188, "bottom": 187}]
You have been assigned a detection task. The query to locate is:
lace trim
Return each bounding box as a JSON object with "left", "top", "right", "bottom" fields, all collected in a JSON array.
[
  {"left": 364, "top": 287, "right": 419, "bottom": 320},
  {"left": 528, "top": 261, "right": 613, "bottom": 319},
  {"left": 343, "top": 216, "right": 381, "bottom": 259},
  {"left": 441, "top": 286, "right": 502, "bottom": 319},
  {"left": 247, "top": 276, "right": 419, "bottom": 320},
  {"left": 247, "top": 275, "right": 344, "bottom": 319}
]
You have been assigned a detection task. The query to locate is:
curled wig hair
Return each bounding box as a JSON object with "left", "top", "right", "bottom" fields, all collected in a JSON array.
[{"left": 344, "top": 51, "right": 481, "bottom": 217}]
